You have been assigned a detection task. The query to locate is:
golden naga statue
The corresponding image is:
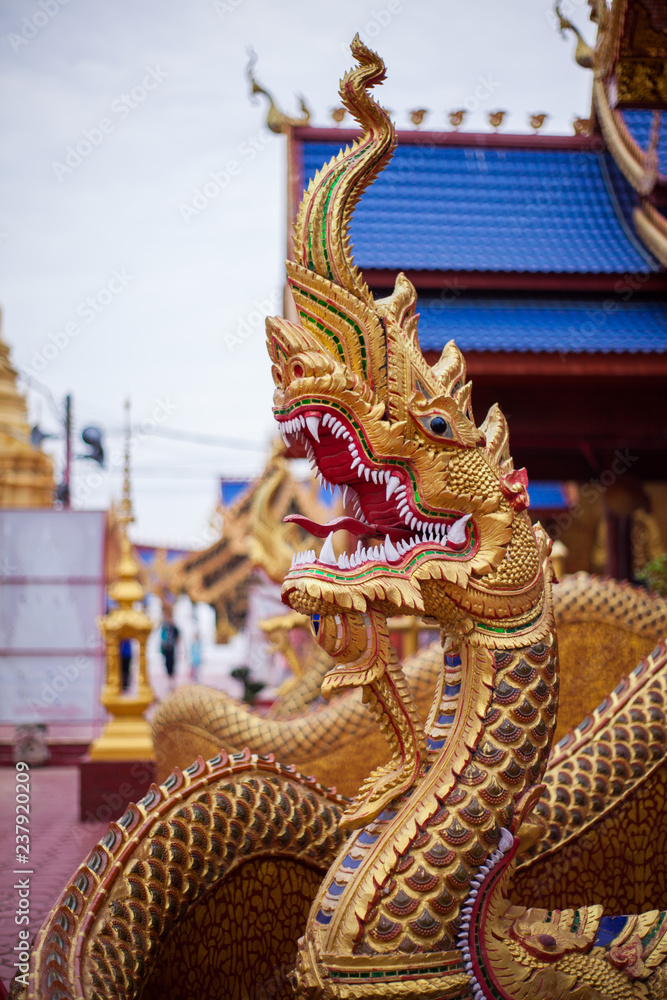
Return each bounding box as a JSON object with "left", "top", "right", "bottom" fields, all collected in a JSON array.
[{"left": 20, "top": 39, "right": 667, "bottom": 1000}]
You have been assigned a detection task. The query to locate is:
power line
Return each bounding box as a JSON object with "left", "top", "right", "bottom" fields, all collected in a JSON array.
[{"left": 83, "top": 424, "right": 270, "bottom": 452}]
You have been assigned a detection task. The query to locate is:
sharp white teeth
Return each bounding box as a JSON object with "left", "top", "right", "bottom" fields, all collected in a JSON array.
[
  {"left": 298, "top": 415, "right": 305, "bottom": 430},
  {"left": 363, "top": 466, "right": 371, "bottom": 481},
  {"left": 337, "top": 553, "right": 346, "bottom": 569},
  {"left": 409, "top": 516, "right": 419, "bottom": 530},
  {"left": 385, "top": 475, "right": 400, "bottom": 501},
  {"left": 448, "top": 514, "right": 469, "bottom": 547},
  {"left": 341, "top": 430, "right": 351, "bottom": 440},
  {"left": 356, "top": 465, "right": 364, "bottom": 478},
  {"left": 290, "top": 553, "right": 296, "bottom": 567},
  {"left": 342, "top": 485, "right": 351, "bottom": 507},
  {"left": 343, "top": 552, "right": 350, "bottom": 569},
  {"left": 398, "top": 501, "right": 410, "bottom": 517},
  {"left": 395, "top": 486, "right": 407, "bottom": 501},
  {"left": 429, "top": 525, "right": 435, "bottom": 541},
  {"left": 319, "top": 532, "right": 336, "bottom": 566},
  {"left": 371, "top": 470, "right": 378, "bottom": 484},
  {"left": 412, "top": 535, "right": 419, "bottom": 546},
  {"left": 334, "top": 424, "right": 345, "bottom": 438},
  {"left": 378, "top": 470, "right": 386, "bottom": 483},
  {"left": 280, "top": 428, "right": 291, "bottom": 446},
  {"left": 384, "top": 535, "right": 400, "bottom": 562},
  {"left": 351, "top": 456, "right": 360, "bottom": 469},
  {"left": 360, "top": 547, "right": 368, "bottom": 562},
  {"left": 306, "top": 415, "right": 321, "bottom": 442},
  {"left": 348, "top": 442, "right": 357, "bottom": 453}
]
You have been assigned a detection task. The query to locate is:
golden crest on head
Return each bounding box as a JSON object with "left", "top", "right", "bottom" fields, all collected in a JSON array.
[{"left": 266, "top": 35, "right": 540, "bottom": 628}]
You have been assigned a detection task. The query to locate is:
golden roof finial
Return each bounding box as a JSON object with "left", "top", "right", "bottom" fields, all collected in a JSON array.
[
  {"left": 409, "top": 109, "right": 428, "bottom": 127},
  {"left": 556, "top": 5, "right": 595, "bottom": 70},
  {"left": 246, "top": 48, "right": 311, "bottom": 134},
  {"left": 448, "top": 109, "right": 466, "bottom": 130},
  {"left": 488, "top": 110, "right": 506, "bottom": 131},
  {"left": 573, "top": 116, "right": 593, "bottom": 136},
  {"left": 529, "top": 113, "right": 549, "bottom": 132}
]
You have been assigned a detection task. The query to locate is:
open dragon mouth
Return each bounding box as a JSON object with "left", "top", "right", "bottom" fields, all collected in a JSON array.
[{"left": 277, "top": 406, "right": 478, "bottom": 575}]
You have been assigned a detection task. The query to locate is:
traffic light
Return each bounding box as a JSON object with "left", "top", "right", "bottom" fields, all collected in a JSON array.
[{"left": 80, "top": 426, "right": 105, "bottom": 466}]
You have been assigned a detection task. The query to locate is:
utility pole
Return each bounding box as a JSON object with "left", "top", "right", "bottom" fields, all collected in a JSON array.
[{"left": 63, "top": 393, "right": 72, "bottom": 509}]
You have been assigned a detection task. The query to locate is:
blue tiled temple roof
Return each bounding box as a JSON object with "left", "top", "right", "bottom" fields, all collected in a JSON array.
[
  {"left": 527, "top": 481, "right": 569, "bottom": 511},
  {"left": 620, "top": 110, "right": 667, "bottom": 177},
  {"left": 415, "top": 296, "right": 667, "bottom": 354},
  {"left": 301, "top": 141, "right": 661, "bottom": 274}
]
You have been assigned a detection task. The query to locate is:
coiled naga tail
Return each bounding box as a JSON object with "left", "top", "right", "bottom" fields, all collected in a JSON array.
[{"left": 266, "top": 37, "right": 667, "bottom": 1000}]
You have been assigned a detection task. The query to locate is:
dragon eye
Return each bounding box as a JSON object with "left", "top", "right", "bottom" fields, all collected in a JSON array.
[{"left": 429, "top": 416, "right": 453, "bottom": 438}]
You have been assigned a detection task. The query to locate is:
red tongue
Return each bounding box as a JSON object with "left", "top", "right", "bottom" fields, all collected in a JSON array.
[{"left": 284, "top": 514, "right": 373, "bottom": 538}]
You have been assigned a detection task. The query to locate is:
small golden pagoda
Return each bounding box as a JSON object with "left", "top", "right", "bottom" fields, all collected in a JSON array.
[
  {"left": 0, "top": 317, "right": 54, "bottom": 507},
  {"left": 89, "top": 402, "right": 154, "bottom": 761}
]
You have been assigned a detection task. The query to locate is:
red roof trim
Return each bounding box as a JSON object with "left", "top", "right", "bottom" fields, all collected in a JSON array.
[
  {"left": 423, "top": 350, "right": 667, "bottom": 377},
  {"left": 291, "top": 126, "right": 605, "bottom": 153}
]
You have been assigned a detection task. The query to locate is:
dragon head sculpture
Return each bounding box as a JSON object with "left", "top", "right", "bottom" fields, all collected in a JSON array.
[{"left": 267, "top": 37, "right": 547, "bottom": 659}]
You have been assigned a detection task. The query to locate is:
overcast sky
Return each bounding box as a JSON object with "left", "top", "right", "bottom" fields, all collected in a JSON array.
[{"left": 1, "top": 0, "right": 598, "bottom": 547}]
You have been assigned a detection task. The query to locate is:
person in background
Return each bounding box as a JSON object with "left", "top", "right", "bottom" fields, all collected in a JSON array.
[
  {"left": 119, "top": 638, "right": 132, "bottom": 692},
  {"left": 190, "top": 631, "right": 202, "bottom": 682},
  {"left": 160, "top": 615, "right": 180, "bottom": 684}
]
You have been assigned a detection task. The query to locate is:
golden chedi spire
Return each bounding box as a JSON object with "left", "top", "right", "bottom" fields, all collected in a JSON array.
[
  {"left": 89, "top": 400, "right": 155, "bottom": 761},
  {"left": 0, "top": 314, "right": 54, "bottom": 507},
  {"left": 109, "top": 400, "right": 144, "bottom": 607}
]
